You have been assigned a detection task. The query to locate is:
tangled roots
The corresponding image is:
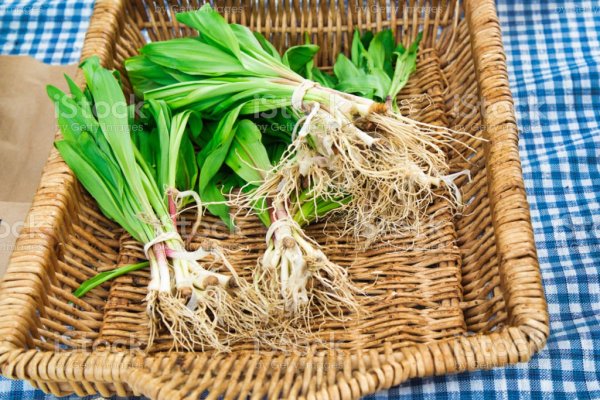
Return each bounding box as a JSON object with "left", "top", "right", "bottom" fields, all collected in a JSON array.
[
  {"left": 254, "top": 221, "right": 362, "bottom": 337},
  {"left": 145, "top": 290, "right": 224, "bottom": 352},
  {"left": 240, "top": 109, "right": 473, "bottom": 242},
  {"left": 145, "top": 278, "right": 271, "bottom": 352}
]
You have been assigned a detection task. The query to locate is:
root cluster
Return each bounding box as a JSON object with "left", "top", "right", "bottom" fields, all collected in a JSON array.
[
  {"left": 245, "top": 105, "right": 472, "bottom": 242},
  {"left": 145, "top": 240, "right": 269, "bottom": 352},
  {"left": 255, "top": 216, "right": 361, "bottom": 328}
]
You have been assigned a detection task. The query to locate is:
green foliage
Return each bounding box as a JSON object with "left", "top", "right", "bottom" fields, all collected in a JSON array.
[
  {"left": 49, "top": 57, "right": 160, "bottom": 243},
  {"left": 282, "top": 44, "right": 320, "bottom": 75},
  {"left": 196, "top": 106, "right": 243, "bottom": 229},
  {"left": 73, "top": 261, "right": 149, "bottom": 298},
  {"left": 330, "top": 29, "right": 422, "bottom": 102},
  {"left": 388, "top": 32, "right": 422, "bottom": 104},
  {"left": 49, "top": 57, "right": 201, "bottom": 247},
  {"left": 225, "top": 119, "right": 271, "bottom": 185}
]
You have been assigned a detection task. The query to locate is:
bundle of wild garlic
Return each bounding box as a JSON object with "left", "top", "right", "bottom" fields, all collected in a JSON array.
[
  {"left": 128, "top": 5, "right": 468, "bottom": 241},
  {"left": 49, "top": 57, "right": 265, "bottom": 351}
]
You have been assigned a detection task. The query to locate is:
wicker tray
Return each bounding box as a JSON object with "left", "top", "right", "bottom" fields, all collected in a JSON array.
[{"left": 0, "top": 0, "right": 549, "bottom": 398}]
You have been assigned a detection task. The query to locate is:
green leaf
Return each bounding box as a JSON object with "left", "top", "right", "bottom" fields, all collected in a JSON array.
[
  {"left": 146, "top": 99, "right": 172, "bottom": 193},
  {"left": 64, "top": 74, "right": 86, "bottom": 104},
  {"left": 369, "top": 68, "right": 392, "bottom": 101},
  {"left": 282, "top": 44, "right": 320, "bottom": 74},
  {"left": 73, "top": 261, "right": 149, "bottom": 298},
  {"left": 241, "top": 185, "right": 270, "bottom": 226},
  {"left": 187, "top": 111, "right": 204, "bottom": 145},
  {"left": 351, "top": 29, "right": 368, "bottom": 69},
  {"left": 253, "top": 31, "right": 281, "bottom": 61},
  {"left": 388, "top": 32, "right": 422, "bottom": 101},
  {"left": 335, "top": 76, "right": 374, "bottom": 97},
  {"left": 176, "top": 133, "right": 198, "bottom": 191},
  {"left": 230, "top": 24, "right": 278, "bottom": 63},
  {"left": 176, "top": 4, "right": 242, "bottom": 60},
  {"left": 197, "top": 106, "right": 243, "bottom": 228},
  {"left": 125, "top": 55, "right": 183, "bottom": 97},
  {"left": 166, "top": 110, "right": 193, "bottom": 189},
  {"left": 361, "top": 31, "right": 374, "bottom": 49},
  {"left": 220, "top": 170, "right": 245, "bottom": 193},
  {"left": 368, "top": 30, "right": 394, "bottom": 76},
  {"left": 225, "top": 120, "right": 271, "bottom": 185},
  {"left": 311, "top": 67, "right": 337, "bottom": 88},
  {"left": 201, "top": 181, "right": 233, "bottom": 229},
  {"left": 133, "top": 128, "right": 158, "bottom": 181},
  {"left": 140, "top": 38, "right": 245, "bottom": 76},
  {"left": 47, "top": 84, "right": 117, "bottom": 176},
  {"left": 54, "top": 140, "right": 142, "bottom": 240},
  {"left": 266, "top": 141, "right": 288, "bottom": 165},
  {"left": 82, "top": 56, "right": 164, "bottom": 229},
  {"left": 293, "top": 196, "right": 351, "bottom": 226},
  {"left": 333, "top": 53, "right": 362, "bottom": 83}
]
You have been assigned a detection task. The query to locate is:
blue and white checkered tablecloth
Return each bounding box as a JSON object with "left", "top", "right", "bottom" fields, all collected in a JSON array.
[{"left": 1, "top": 0, "right": 599, "bottom": 399}]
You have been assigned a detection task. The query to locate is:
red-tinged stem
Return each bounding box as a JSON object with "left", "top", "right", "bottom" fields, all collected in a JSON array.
[
  {"left": 168, "top": 189, "right": 177, "bottom": 226},
  {"left": 153, "top": 242, "right": 172, "bottom": 293}
]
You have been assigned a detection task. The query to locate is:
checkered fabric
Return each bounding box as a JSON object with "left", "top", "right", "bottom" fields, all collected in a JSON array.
[
  {"left": 1, "top": 0, "right": 599, "bottom": 398},
  {"left": 0, "top": 0, "right": 93, "bottom": 64}
]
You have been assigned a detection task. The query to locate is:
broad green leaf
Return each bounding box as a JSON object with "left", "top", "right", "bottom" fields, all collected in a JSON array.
[
  {"left": 133, "top": 128, "right": 158, "bottom": 181},
  {"left": 335, "top": 76, "right": 374, "bottom": 97},
  {"left": 197, "top": 106, "right": 243, "bottom": 228},
  {"left": 220, "top": 171, "right": 245, "bottom": 194},
  {"left": 225, "top": 120, "right": 271, "bottom": 185},
  {"left": 282, "top": 44, "right": 320, "bottom": 74},
  {"left": 187, "top": 111, "right": 203, "bottom": 145},
  {"left": 266, "top": 141, "right": 288, "bottom": 165},
  {"left": 146, "top": 100, "right": 172, "bottom": 193},
  {"left": 294, "top": 196, "right": 350, "bottom": 226},
  {"left": 253, "top": 31, "right": 281, "bottom": 61},
  {"left": 351, "top": 30, "right": 368, "bottom": 69},
  {"left": 368, "top": 30, "right": 394, "bottom": 76},
  {"left": 231, "top": 24, "right": 278, "bottom": 63},
  {"left": 388, "top": 32, "right": 422, "bottom": 101},
  {"left": 81, "top": 56, "right": 162, "bottom": 221},
  {"left": 241, "top": 185, "right": 270, "bottom": 226},
  {"left": 197, "top": 106, "right": 241, "bottom": 168},
  {"left": 200, "top": 181, "right": 233, "bottom": 229},
  {"left": 369, "top": 68, "right": 392, "bottom": 101},
  {"left": 176, "top": 4, "right": 242, "bottom": 60},
  {"left": 140, "top": 38, "right": 245, "bottom": 76},
  {"left": 333, "top": 53, "right": 362, "bottom": 83},
  {"left": 167, "top": 110, "right": 192, "bottom": 189},
  {"left": 64, "top": 74, "right": 86, "bottom": 104},
  {"left": 125, "top": 55, "right": 181, "bottom": 97},
  {"left": 47, "top": 84, "right": 114, "bottom": 159},
  {"left": 75, "top": 130, "right": 124, "bottom": 198},
  {"left": 175, "top": 135, "right": 198, "bottom": 191},
  {"left": 55, "top": 140, "right": 144, "bottom": 241}
]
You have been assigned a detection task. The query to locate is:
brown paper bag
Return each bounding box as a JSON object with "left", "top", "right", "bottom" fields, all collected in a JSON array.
[{"left": 0, "top": 56, "right": 77, "bottom": 276}]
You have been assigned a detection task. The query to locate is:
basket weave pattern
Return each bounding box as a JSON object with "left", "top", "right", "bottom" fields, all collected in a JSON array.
[{"left": 0, "top": 0, "right": 549, "bottom": 398}]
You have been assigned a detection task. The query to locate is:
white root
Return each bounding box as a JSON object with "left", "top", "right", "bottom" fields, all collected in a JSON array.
[
  {"left": 240, "top": 95, "right": 475, "bottom": 242},
  {"left": 144, "top": 233, "right": 268, "bottom": 352},
  {"left": 255, "top": 209, "right": 360, "bottom": 322}
]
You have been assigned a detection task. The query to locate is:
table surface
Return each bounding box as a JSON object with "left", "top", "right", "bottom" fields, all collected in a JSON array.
[{"left": 1, "top": 0, "right": 599, "bottom": 399}]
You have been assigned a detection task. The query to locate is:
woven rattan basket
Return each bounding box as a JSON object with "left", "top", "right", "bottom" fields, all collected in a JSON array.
[{"left": 0, "top": 0, "right": 549, "bottom": 398}]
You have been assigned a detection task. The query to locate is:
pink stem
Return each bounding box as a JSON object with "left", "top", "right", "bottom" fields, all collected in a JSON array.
[
  {"left": 153, "top": 242, "right": 172, "bottom": 292},
  {"left": 154, "top": 242, "right": 167, "bottom": 264},
  {"left": 168, "top": 189, "right": 177, "bottom": 226},
  {"left": 164, "top": 247, "right": 176, "bottom": 258}
]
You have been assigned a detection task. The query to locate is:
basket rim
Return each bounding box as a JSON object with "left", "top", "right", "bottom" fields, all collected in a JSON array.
[{"left": 0, "top": 0, "right": 549, "bottom": 398}]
